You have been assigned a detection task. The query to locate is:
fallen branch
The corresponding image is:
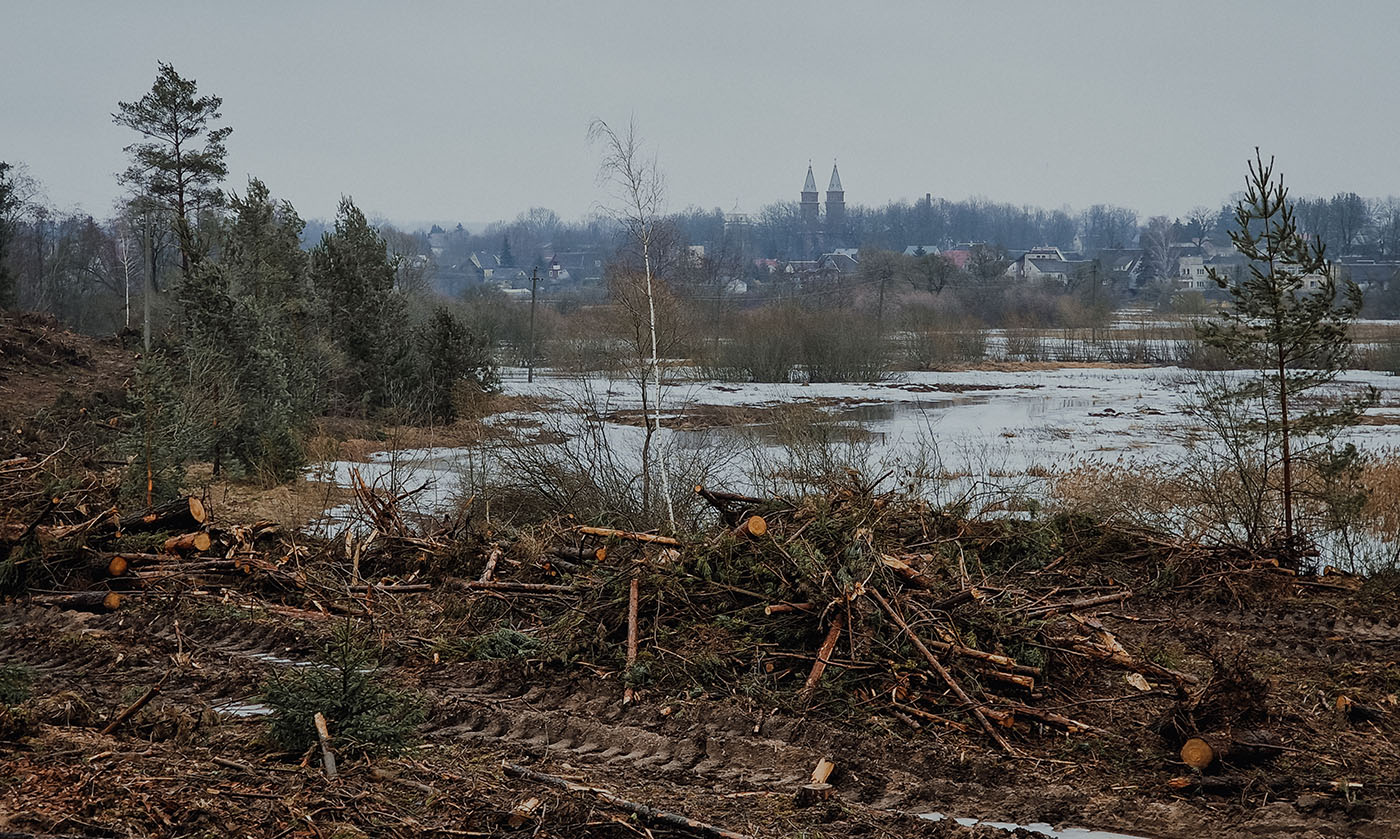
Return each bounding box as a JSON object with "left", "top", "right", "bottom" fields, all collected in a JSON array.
[
  {"left": 101, "top": 675, "right": 166, "bottom": 735},
  {"left": 453, "top": 580, "right": 579, "bottom": 594},
  {"left": 503, "top": 763, "right": 754, "bottom": 839},
  {"left": 871, "top": 588, "right": 1016, "bottom": 755},
  {"left": 576, "top": 525, "right": 681, "bottom": 547},
  {"left": 1019, "top": 590, "right": 1132, "bottom": 616},
  {"left": 799, "top": 613, "right": 845, "bottom": 707}
]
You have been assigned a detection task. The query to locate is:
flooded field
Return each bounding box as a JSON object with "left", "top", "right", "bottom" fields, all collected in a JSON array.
[{"left": 311, "top": 364, "right": 1400, "bottom": 540}]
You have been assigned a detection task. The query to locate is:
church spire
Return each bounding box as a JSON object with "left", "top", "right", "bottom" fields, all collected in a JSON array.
[
  {"left": 828, "top": 162, "right": 842, "bottom": 192},
  {"left": 803, "top": 163, "right": 817, "bottom": 193}
]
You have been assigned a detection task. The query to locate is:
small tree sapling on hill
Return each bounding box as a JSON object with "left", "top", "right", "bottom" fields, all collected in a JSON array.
[{"left": 1196, "top": 149, "right": 1377, "bottom": 560}]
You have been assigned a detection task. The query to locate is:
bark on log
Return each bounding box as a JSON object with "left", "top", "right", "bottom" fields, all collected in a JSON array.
[
  {"left": 162, "top": 531, "right": 212, "bottom": 554},
  {"left": 795, "top": 783, "right": 834, "bottom": 807},
  {"left": 115, "top": 496, "right": 207, "bottom": 534},
  {"left": 478, "top": 545, "right": 503, "bottom": 583},
  {"left": 31, "top": 591, "right": 123, "bottom": 612},
  {"left": 503, "top": 763, "right": 754, "bottom": 839}
]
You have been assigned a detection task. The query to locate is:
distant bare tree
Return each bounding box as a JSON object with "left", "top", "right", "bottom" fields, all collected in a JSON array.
[{"left": 1186, "top": 206, "right": 1216, "bottom": 247}]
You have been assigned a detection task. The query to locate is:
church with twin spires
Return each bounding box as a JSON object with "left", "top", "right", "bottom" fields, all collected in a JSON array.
[{"left": 801, "top": 162, "right": 845, "bottom": 258}]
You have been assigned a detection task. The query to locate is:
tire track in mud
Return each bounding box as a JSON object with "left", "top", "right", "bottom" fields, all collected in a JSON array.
[
  {"left": 418, "top": 664, "right": 919, "bottom": 806},
  {"left": 0, "top": 605, "right": 918, "bottom": 805}
]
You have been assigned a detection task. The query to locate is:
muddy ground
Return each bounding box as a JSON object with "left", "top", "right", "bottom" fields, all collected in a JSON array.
[{"left": 2, "top": 580, "right": 1398, "bottom": 839}]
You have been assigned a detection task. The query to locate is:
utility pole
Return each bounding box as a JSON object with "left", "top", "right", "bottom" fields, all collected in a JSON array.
[{"left": 527, "top": 266, "right": 539, "bottom": 383}]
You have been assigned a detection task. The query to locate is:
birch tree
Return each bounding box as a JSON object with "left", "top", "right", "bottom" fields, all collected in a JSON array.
[{"left": 589, "top": 118, "right": 675, "bottom": 531}]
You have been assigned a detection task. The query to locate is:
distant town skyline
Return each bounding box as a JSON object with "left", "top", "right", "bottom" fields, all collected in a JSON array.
[{"left": 7, "top": 1, "right": 1400, "bottom": 228}]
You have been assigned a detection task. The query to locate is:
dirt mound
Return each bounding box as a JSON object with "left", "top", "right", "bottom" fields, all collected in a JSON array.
[{"left": 0, "top": 310, "right": 133, "bottom": 425}]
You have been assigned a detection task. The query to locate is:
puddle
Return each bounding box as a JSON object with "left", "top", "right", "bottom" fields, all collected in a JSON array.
[
  {"left": 922, "top": 812, "right": 1148, "bottom": 839},
  {"left": 244, "top": 651, "right": 315, "bottom": 667},
  {"left": 212, "top": 700, "right": 273, "bottom": 718}
]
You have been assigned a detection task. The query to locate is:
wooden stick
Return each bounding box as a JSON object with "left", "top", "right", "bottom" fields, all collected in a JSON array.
[
  {"left": 991, "top": 700, "right": 1112, "bottom": 736},
  {"left": 313, "top": 712, "right": 338, "bottom": 780},
  {"left": 503, "top": 763, "right": 754, "bottom": 839},
  {"left": 346, "top": 583, "right": 431, "bottom": 593},
  {"left": 1019, "top": 590, "right": 1132, "bottom": 616},
  {"left": 871, "top": 588, "right": 1016, "bottom": 755},
  {"left": 101, "top": 677, "right": 164, "bottom": 735},
  {"left": 478, "top": 545, "right": 503, "bottom": 583},
  {"left": 623, "top": 569, "right": 641, "bottom": 705},
  {"left": 763, "top": 602, "right": 815, "bottom": 616},
  {"left": 893, "top": 702, "right": 973, "bottom": 733},
  {"left": 576, "top": 525, "right": 681, "bottom": 547},
  {"left": 799, "top": 613, "right": 845, "bottom": 707},
  {"left": 456, "top": 580, "right": 579, "bottom": 594}
]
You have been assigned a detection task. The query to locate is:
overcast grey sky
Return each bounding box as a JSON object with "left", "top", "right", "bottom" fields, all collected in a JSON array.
[{"left": 6, "top": 1, "right": 1399, "bottom": 228}]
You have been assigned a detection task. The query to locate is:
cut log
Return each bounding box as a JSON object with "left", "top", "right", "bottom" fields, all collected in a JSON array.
[
  {"left": 1020, "top": 590, "right": 1132, "bottom": 616},
  {"left": 879, "top": 554, "right": 937, "bottom": 590},
  {"left": 810, "top": 757, "right": 834, "bottom": 785},
  {"left": 732, "top": 515, "right": 767, "bottom": 539},
  {"left": 694, "top": 484, "right": 765, "bottom": 507},
  {"left": 576, "top": 525, "right": 681, "bottom": 547},
  {"left": 162, "top": 531, "right": 212, "bottom": 554},
  {"left": 799, "top": 613, "right": 845, "bottom": 706},
  {"left": 1181, "top": 737, "right": 1215, "bottom": 770},
  {"left": 115, "top": 496, "right": 207, "bottom": 535},
  {"left": 31, "top": 591, "right": 123, "bottom": 612},
  {"left": 991, "top": 700, "right": 1110, "bottom": 736}
]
